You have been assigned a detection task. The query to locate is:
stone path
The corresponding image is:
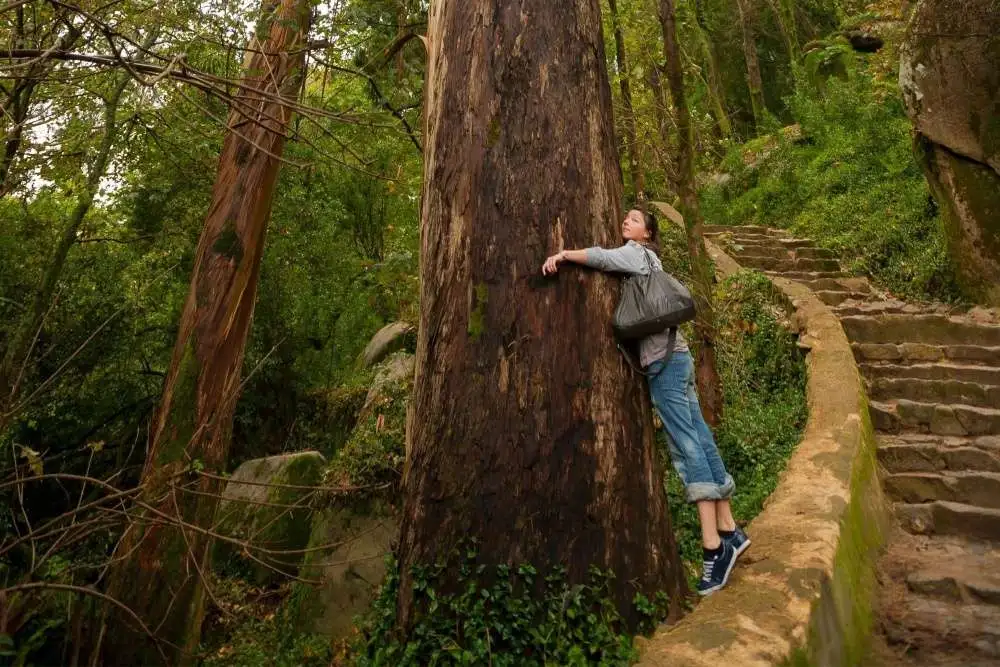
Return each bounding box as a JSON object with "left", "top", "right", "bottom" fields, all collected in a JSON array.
[{"left": 703, "top": 224, "right": 1000, "bottom": 666}]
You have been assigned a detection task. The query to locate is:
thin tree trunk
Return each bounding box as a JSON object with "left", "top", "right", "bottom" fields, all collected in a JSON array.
[
  {"left": 658, "top": 0, "right": 724, "bottom": 427},
  {"left": 766, "top": 0, "right": 799, "bottom": 61},
  {"left": 736, "top": 0, "right": 767, "bottom": 132},
  {"left": 102, "top": 2, "right": 310, "bottom": 663},
  {"left": 608, "top": 0, "right": 645, "bottom": 200},
  {"left": 397, "top": 0, "right": 685, "bottom": 633},
  {"left": 692, "top": 0, "right": 732, "bottom": 138},
  {"left": 0, "top": 69, "right": 130, "bottom": 423},
  {"left": 0, "top": 15, "right": 81, "bottom": 195}
]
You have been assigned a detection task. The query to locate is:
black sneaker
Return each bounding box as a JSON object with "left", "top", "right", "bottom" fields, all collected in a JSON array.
[
  {"left": 696, "top": 540, "right": 737, "bottom": 596},
  {"left": 722, "top": 526, "right": 751, "bottom": 560}
]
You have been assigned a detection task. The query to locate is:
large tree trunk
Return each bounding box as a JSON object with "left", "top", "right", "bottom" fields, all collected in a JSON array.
[
  {"left": 736, "top": 0, "right": 767, "bottom": 132},
  {"left": 658, "top": 0, "right": 724, "bottom": 427},
  {"left": 397, "top": 0, "right": 685, "bottom": 633},
  {"left": 608, "top": 0, "right": 645, "bottom": 200},
  {"left": 102, "top": 2, "right": 310, "bottom": 663}
]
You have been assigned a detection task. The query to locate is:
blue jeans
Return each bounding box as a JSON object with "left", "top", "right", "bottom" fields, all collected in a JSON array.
[{"left": 647, "top": 351, "right": 735, "bottom": 503}]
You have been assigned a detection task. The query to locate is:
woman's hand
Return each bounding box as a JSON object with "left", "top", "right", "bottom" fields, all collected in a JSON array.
[{"left": 542, "top": 251, "right": 565, "bottom": 275}]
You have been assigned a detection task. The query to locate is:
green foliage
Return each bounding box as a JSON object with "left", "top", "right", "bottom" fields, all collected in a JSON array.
[
  {"left": 666, "top": 271, "right": 808, "bottom": 566},
  {"left": 352, "top": 547, "right": 669, "bottom": 666},
  {"left": 200, "top": 576, "right": 332, "bottom": 667},
  {"left": 324, "top": 361, "right": 411, "bottom": 488},
  {"left": 701, "top": 53, "right": 963, "bottom": 302}
]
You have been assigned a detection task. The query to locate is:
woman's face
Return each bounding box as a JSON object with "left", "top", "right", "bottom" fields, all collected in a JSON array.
[{"left": 621, "top": 209, "right": 650, "bottom": 242}]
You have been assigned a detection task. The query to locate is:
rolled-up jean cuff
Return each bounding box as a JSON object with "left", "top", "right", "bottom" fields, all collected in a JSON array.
[{"left": 685, "top": 474, "right": 736, "bottom": 503}]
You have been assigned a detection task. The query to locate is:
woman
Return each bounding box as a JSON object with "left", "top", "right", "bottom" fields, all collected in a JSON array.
[{"left": 541, "top": 207, "right": 749, "bottom": 596}]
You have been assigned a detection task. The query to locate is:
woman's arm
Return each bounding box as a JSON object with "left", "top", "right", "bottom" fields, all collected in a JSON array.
[
  {"left": 542, "top": 243, "right": 646, "bottom": 275},
  {"left": 542, "top": 249, "right": 588, "bottom": 275}
]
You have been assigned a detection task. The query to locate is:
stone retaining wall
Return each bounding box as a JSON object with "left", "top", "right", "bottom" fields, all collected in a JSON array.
[{"left": 637, "top": 214, "right": 889, "bottom": 666}]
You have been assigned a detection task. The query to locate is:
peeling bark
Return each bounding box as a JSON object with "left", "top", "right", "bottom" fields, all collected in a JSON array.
[
  {"left": 658, "top": 0, "right": 724, "bottom": 426},
  {"left": 397, "top": 0, "right": 685, "bottom": 633},
  {"left": 103, "top": 2, "right": 311, "bottom": 663}
]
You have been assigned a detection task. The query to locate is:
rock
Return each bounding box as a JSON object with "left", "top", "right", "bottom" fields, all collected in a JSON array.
[
  {"left": 361, "top": 352, "right": 414, "bottom": 417},
  {"left": 214, "top": 451, "right": 326, "bottom": 585},
  {"left": 899, "top": 0, "right": 1000, "bottom": 304},
  {"left": 359, "top": 321, "right": 413, "bottom": 368},
  {"left": 709, "top": 172, "right": 732, "bottom": 188},
  {"left": 283, "top": 496, "right": 399, "bottom": 642}
]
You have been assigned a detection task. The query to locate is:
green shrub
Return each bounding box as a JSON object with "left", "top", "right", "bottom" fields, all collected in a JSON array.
[
  {"left": 700, "top": 53, "right": 963, "bottom": 303},
  {"left": 351, "top": 548, "right": 669, "bottom": 666}
]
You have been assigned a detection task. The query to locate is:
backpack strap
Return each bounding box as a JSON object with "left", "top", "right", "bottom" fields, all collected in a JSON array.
[{"left": 617, "top": 327, "right": 677, "bottom": 377}]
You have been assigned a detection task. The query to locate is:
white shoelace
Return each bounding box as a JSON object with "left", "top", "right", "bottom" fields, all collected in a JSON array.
[{"left": 701, "top": 558, "right": 715, "bottom": 582}]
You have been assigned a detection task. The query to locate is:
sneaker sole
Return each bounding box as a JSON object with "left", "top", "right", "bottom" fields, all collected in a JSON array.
[
  {"left": 696, "top": 548, "right": 740, "bottom": 597},
  {"left": 733, "top": 538, "right": 751, "bottom": 559}
]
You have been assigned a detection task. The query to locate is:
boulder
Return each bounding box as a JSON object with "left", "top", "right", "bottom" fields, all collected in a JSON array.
[
  {"left": 214, "top": 451, "right": 325, "bottom": 585},
  {"left": 282, "top": 496, "right": 399, "bottom": 642},
  {"left": 900, "top": 0, "right": 1000, "bottom": 304},
  {"left": 359, "top": 321, "right": 413, "bottom": 368},
  {"left": 361, "top": 351, "right": 414, "bottom": 417}
]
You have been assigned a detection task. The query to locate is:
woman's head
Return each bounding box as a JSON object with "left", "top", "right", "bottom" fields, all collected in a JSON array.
[{"left": 621, "top": 207, "right": 658, "bottom": 244}]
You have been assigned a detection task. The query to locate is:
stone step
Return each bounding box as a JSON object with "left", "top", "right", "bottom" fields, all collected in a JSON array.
[
  {"left": 862, "top": 362, "right": 1000, "bottom": 385},
  {"left": 878, "top": 434, "right": 1000, "bottom": 474},
  {"left": 728, "top": 237, "right": 815, "bottom": 250},
  {"left": 852, "top": 343, "right": 1000, "bottom": 367},
  {"left": 835, "top": 301, "right": 963, "bottom": 317},
  {"left": 896, "top": 500, "right": 1000, "bottom": 542},
  {"left": 815, "top": 290, "right": 873, "bottom": 307},
  {"left": 738, "top": 255, "right": 842, "bottom": 272},
  {"left": 796, "top": 277, "right": 872, "bottom": 293},
  {"left": 794, "top": 246, "right": 839, "bottom": 260},
  {"left": 878, "top": 532, "right": 1000, "bottom": 660},
  {"left": 868, "top": 399, "right": 1000, "bottom": 436},
  {"left": 840, "top": 314, "right": 1000, "bottom": 347},
  {"left": 884, "top": 471, "right": 1000, "bottom": 508},
  {"left": 728, "top": 245, "right": 791, "bottom": 260},
  {"left": 880, "top": 594, "right": 1000, "bottom": 660},
  {"left": 765, "top": 269, "right": 850, "bottom": 281},
  {"left": 868, "top": 377, "right": 1000, "bottom": 409}
]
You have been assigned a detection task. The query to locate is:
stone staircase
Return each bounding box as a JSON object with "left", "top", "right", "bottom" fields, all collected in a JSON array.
[{"left": 703, "top": 224, "right": 1000, "bottom": 665}]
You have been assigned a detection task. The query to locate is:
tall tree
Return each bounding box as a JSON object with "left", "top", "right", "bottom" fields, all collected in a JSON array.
[
  {"left": 0, "top": 30, "right": 148, "bottom": 424},
  {"left": 735, "top": 0, "right": 767, "bottom": 131},
  {"left": 765, "top": 0, "right": 799, "bottom": 61},
  {"left": 102, "top": 1, "right": 311, "bottom": 662},
  {"left": 658, "top": 0, "right": 724, "bottom": 426},
  {"left": 396, "top": 0, "right": 685, "bottom": 631},
  {"left": 692, "top": 0, "right": 732, "bottom": 138},
  {"left": 608, "top": 0, "right": 645, "bottom": 199}
]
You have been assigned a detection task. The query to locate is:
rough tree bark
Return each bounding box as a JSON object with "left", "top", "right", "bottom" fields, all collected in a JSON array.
[
  {"left": 397, "top": 0, "right": 685, "bottom": 632},
  {"left": 658, "top": 0, "right": 724, "bottom": 426},
  {"left": 735, "top": 0, "right": 767, "bottom": 132},
  {"left": 102, "top": 2, "right": 310, "bottom": 663},
  {"left": 608, "top": 0, "right": 645, "bottom": 200}
]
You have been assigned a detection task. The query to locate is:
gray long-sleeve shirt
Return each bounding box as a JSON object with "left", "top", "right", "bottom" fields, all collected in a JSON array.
[{"left": 584, "top": 240, "right": 689, "bottom": 368}]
